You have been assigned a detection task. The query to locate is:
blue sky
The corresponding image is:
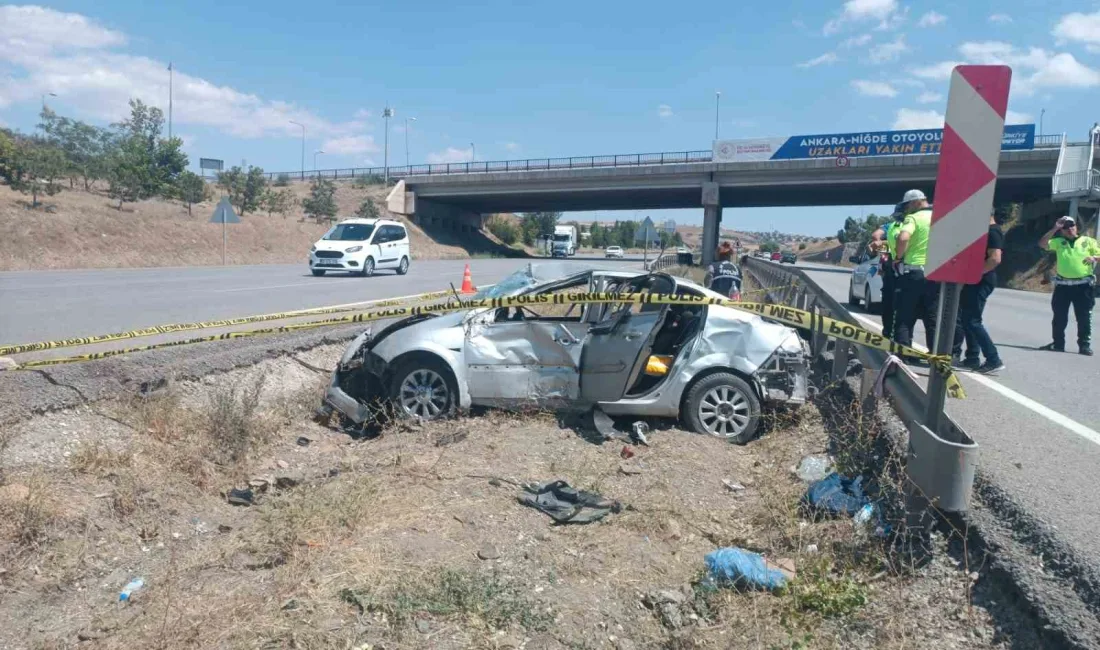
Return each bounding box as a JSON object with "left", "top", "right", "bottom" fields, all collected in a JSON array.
[{"left": 1, "top": 1, "right": 1098, "bottom": 235}]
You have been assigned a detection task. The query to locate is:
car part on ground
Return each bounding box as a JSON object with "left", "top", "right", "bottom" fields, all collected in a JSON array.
[{"left": 323, "top": 263, "right": 811, "bottom": 443}]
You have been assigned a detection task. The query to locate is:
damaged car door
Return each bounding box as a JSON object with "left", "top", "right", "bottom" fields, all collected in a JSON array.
[
  {"left": 578, "top": 274, "right": 675, "bottom": 403},
  {"left": 464, "top": 276, "right": 594, "bottom": 409}
]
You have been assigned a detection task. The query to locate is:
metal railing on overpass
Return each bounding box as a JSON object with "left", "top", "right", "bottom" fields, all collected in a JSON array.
[
  {"left": 740, "top": 256, "right": 978, "bottom": 514},
  {"left": 265, "top": 134, "right": 1079, "bottom": 182},
  {"left": 1052, "top": 168, "right": 1100, "bottom": 198}
]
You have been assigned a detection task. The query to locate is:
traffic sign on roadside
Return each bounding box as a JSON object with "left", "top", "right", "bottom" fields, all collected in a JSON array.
[
  {"left": 209, "top": 198, "right": 240, "bottom": 224},
  {"left": 835, "top": 155, "right": 850, "bottom": 168},
  {"left": 926, "top": 66, "right": 1011, "bottom": 283}
]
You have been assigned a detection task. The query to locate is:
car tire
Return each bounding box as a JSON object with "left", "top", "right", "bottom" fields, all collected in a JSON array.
[
  {"left": 360, "top": 257, "right": 375, "bottom": 277},
  {"left": 848, "top": 283, "right": 861, "bottom": 307},
  {"left": 389, "top": 357, "right": 458, "bottom": 421},
  {"left": 397, "top": 256, "right": 409, "bottom": 275},
  {"left": 311, "top": 269, "right": 326, "bottom": 277},
  {"left": 682, "top": 372, "right": 761, "bottom": 445}
]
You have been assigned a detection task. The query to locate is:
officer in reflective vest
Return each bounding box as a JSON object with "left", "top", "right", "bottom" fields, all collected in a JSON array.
[
  {"left": 704, "top": 241, "right": 742, "bottom": 300},
  {"left": 1039, "top": 215, "right": 1100, "bottom": 356},
  {"left": 892, "top": 189, "right": 938, "bottom": 354},
  {"left": 868, "top": 202, "right": 906, "bottom": 339}
]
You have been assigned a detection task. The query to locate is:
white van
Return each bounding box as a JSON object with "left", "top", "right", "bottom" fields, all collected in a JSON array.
[{"left": 310, "top": 218, "right": 411, "bottom": 277}]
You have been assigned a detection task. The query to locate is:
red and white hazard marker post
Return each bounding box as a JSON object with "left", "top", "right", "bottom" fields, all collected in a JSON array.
[{"left": 925, "top": 65, "right": 1012, "bottom": 434}]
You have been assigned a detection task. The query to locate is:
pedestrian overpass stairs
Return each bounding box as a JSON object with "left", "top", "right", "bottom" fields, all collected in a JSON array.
[{"left": 1052, "top": 132, "right": 1099, "bottom": 205}]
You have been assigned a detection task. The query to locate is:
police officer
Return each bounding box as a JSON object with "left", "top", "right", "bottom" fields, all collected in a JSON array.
[
  {"left": 868, "top": 202, "right": 906, "bottom": 339},
  {"left": 1039, "top": 216, "right": 1100, "bottom": 355},
  {"left": 892, "top": 189, "right": 938, "bottom": 353},
  {"left": 952, "top": 207, "right": 1005, "bottom": 372},
  {"left": 704, "top": 241, "right": 742, "bottom": 299}
]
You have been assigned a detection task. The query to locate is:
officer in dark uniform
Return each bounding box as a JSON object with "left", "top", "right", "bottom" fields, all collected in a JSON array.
[{"left": 704, "top": 242, "right": 742, "bottom": 299}]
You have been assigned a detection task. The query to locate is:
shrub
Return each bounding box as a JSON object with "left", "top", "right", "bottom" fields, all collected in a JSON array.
[
  {"left": 274, "top": 173, "right": 290, "bottom": 187},
  {"left": 487, "top": 217, "right": 520, "bottom": 245}
]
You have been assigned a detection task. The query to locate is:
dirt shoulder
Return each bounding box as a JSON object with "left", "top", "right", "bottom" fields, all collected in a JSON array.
[
  {"left": 0, "top": 346, "right": 1016, "bottom": 649},
  {"left": 0, "top": 183, "right": 518, "bottom": 271}
]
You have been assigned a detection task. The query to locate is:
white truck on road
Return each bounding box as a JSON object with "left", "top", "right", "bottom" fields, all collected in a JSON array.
[{"left": 551, "top": 225, "right": 578, "bottom": 257}]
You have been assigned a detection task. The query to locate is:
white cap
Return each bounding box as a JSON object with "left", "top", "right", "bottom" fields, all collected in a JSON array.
[
  {"left": 1062, "top": 216, "right": 1076, "bottom": 225},
  {"left": 902, "top": 189, "right": 927, "bottom": 203}
]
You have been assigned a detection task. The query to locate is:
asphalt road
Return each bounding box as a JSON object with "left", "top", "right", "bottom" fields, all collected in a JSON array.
[
  {"left": 795, "top": 260, "right": 1100, "bottom": 572},
  {"left": 0, "top": 256, "right": 646, "bottom": 347}
]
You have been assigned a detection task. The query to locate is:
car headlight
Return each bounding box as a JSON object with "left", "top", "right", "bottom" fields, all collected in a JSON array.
[
  {"left": 310, "top": 245, "right": 317, "bottom": 252},
  {"left": 345, "top": 246, "right": 363, "bottom": 253}
]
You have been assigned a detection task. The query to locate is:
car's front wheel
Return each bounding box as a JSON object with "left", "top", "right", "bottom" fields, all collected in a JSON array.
[
  {"left": 312, "top": 269, "right": 326, "bottom": 277},
  {"left": 389, "top": 357, "right": 457, "bottom": 421},
  {"left": 847, "top": 281, "right": 861, "bottom": 307},
  {"left": 682, "top": 372, "right": 761, "bottom": 444},
  {"left": 397, "top": 256, "right": 409, "bottom": 275},
  {"left": 360, "top": 257, "right": 375, "bottom": 277},
  {"left": 864, "top": 284, "right": 878, "bottom": 314}
]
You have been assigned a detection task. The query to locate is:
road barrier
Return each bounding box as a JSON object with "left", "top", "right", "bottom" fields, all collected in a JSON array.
[
  {"left": 0, "top": 289, "right": 458, "bottom": 357},
  {"left": 741, "top": 256, "right": 978, "bottom": 513}
]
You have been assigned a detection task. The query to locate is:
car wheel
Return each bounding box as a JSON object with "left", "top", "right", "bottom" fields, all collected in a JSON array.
[
  {"left": 311, "top": 269, "right": 326, "bottom": 277},
  {"left": 848, "top": 282, "right": 861, "bottom": 307},
  {"left": 682, "top": 372, "right": 761, "bottom": 444},
  {"left": 360, "top": 257, "right": 375, "bottom": 277},
  {"left": 397, "top": 256, "right": 409, "bottom": 275},
  {"left": 390, "top": 357, "right": 457, "bottom": 421},
  {"left": 864, "top": 285, "right": 879, "bottom": 314}
]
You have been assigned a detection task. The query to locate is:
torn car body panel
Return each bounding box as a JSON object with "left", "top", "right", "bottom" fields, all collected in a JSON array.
[{"left": 323, "top": 263, "right": 812, "bottom": 439}]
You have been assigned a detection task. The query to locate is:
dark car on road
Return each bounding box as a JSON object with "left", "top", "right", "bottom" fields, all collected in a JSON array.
[{"left": 780, "top": 251, "right": 797, "bottom": 264}]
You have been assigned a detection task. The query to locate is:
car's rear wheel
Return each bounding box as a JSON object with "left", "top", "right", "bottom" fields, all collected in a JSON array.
[
  {"left": 312, "top": 269, "right": 326, "bottom": 277},
  {"left": 682, "top": 372, "right": 761, "bottom": 444},
  {"left": 389, "top": 357, "right": 457, "bottom": 421},
  {"left": 360, "top": 257, "right": 375, "bottom": 277},
  {"left": 864, "top": 284, "right": 878, "bottom": 314},
  {"left": 397, "top": 256, "right": 409, "bottom": 275},
  {"left": 847, "top": 282, "right": 861, "bottom": 307}
]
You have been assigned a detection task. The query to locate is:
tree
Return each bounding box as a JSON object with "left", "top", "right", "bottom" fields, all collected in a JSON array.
[
  {"left": 487, "top": 216, "right": 520, "bottom": 244},
  {"left": 354, "top": 198, "right": 380, "bottom": 220},
  {"left": 107, "top": 134, "right": 156, "bottom": 209},
  {"left": 519, "top": 211, "right": 561, "bottom": 246},
  {"left": 274, "top": 173, "right": 291, "bottom": 187},
  {"left": 243, "top": 166, "right": 267, "bottom": 214},
  {"left": 177, "top": 171, "right": 206, "bottom": 216},
  {"left": 301, "top": 177, "right": 337, "bottom": 221},
  {"left": 107, "top": 99, "right": 188, "bottom": 208},
  {"left": 758, "top": 240, "right": 780, "bottom": 253},
  {"left": 216, "top": 166, "right": 245, "bottom": 211},
  {"left": 1, "top": 136, "right": 67, "bottom": 207},
  {"left": 217, "top": 165, "right": 266, "bottom": 216},
  {"left": 261, "top": 188, "right": 296, "bottom": 218},
  {"left": 39, "top": 108, "right": 113, "bottom": 190}
]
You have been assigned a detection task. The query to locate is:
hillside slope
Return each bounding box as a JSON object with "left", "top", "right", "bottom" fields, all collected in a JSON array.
[{"left": 0, "top": 183, "right": 518, "bottom": 271}]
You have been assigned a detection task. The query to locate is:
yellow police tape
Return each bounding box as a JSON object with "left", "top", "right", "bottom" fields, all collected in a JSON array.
[
  {"left": 8, "top": 290, "right": 964, "bottom": 398},
  {"left": 0, "top": 288, "right": 457, "bottom": 357}
]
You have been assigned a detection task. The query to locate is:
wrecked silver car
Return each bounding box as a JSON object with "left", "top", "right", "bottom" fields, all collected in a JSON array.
[{"left": 322, "top": 263, "right": 809, "bottom": 443}]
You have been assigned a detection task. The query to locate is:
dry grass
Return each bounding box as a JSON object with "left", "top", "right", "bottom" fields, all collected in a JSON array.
[{"left": 0, "top": 182, "right": 493, "bottom": 270}]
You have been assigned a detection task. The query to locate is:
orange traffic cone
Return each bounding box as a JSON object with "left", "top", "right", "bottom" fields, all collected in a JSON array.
[{"left": 460, "top": 263, "right": 476, "bottom": 294}]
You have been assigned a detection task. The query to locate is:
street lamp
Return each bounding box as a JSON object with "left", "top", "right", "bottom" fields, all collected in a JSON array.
[
  {"left": 289, "top": 121, "right": 305, "bottom": 179},
  {"left": 1039, "top": 108, "right": 1046, "bottom": 138},
  {"left": 41, "top": 92, "right": 56, "bottom": 110},
  {"left": 470, "top": 142, "right": 476, "bottom": 162},
  {"left": 405, "top": 117, "right": 417, "bottom": 167},
  {"left": 314, "top": 150, "right": 324, "bottom": 171},
  {"left": 714, "top": 91, "right": 721, "bottom": 141},
  {"left": 382, "top": 106, "right": 393, "bottom": 184}
]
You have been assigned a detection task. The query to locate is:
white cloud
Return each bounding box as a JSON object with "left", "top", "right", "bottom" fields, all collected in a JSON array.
[
  {"left": 657, "top": 104, "right": 673, "bottom": 118},
  {"left": 0, "top": 5, "right": 371, "bottom": 143},
  {"left": 427, "top": 147, "right": 473, "bottom": 164},
  {"left": 1006, "top": 110, "right": 1033, "bottom": 124},
  {"left": 917, "top": 11, "right": 946, "bottom": 27},
  {"left": 503, "top": 141, "right": 520, "bottom": 151},
  {"left": 957, "top": 41, "right": 1100, "bottom": 94},
  {"left": 892, "top": 108, "right": 945, "bottom": 129},
  {"left": 824, "top": 0, "right": 899, "bottom": 34},
  {"left": 917, "top": 91, "right": 943, "bottom": 104},
  {"left": 321, "top": 135, "right": 379, "bottom": 155},
  {"left": 988, "top": 13, "right": 1012, "bottom": 24},
  {"left": 797, "top": 52, "right": 839, "bottom": 68},
  {"left": 842, "top": 34, "right": 872, "bottom": 48},
  {"left": 1053, "top": 10, "right": 1100, "bottom": 52},
  {"left": 869, "top": 35, "right": 909, "bottom": 63},
  {"left": 910, "top": 60, "right": 964, "bottom": 80},
  {"left": 851, "top": 80, "right": 898, "bottom": 97},
  {"left": 178, "top": 134, "right": 196, "bottom": 148}
]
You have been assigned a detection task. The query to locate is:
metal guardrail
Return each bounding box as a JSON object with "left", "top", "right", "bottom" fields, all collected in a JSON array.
[
  {"left": 741, "top": 257, "right": 978, "bottom": 513},
  {"left": 1053, "top": 168, "right": 1100, "bottom": 197},
  {"left": 265, "top": 135, "right": 1084, "bottom": 182}
]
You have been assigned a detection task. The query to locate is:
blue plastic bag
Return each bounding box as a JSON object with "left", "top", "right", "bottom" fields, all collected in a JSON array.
[
  {"left": 804, "top": 472, "right": 870, "bottom": 516},
  {"left": 705, "top": 547, "right": 789, "bottom": 591}
]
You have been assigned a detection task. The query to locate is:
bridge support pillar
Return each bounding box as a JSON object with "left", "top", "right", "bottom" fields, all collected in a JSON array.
[{"left": 701, "top": 182, "right": 721, "bottom": 266}]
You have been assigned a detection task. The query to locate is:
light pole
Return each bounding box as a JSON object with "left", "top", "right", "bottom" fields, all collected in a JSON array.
[
  {"left": 40, "top": 92, "right": 56, "bottom": 110},
  {"left": 470, "top": 142, "right": 476, "bottom": 162},
  {"left": 405, "top": 117, "right": 416, "bottom": 167},
  {"left": 714, "top": 91, "right": 721, "bottom": 141},
  {"left": 383, "top": 106, "right": 393, "bottom": 184},
  {"left": 289, "top": 121, "right": 305, "bottom": 179},
  {"left": 314, "top": 150, "right": 324, "bottom": 171},
  {"left": 167, "top": 62, "right": 173, "bottom": 140},
  {"left": 1039, "top": 108, "right": 1045, "bottom": 138}
]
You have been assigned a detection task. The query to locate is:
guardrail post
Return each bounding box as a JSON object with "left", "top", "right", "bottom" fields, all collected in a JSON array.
[{"left": 832, "top": 339, "right": 850, "bottom": 379}]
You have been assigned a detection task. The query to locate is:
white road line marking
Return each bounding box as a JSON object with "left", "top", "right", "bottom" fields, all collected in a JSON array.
[
  {"left": 212, "top": 282, "right": 323, "bottom": 293},
  {"left": 848, "top": 311, "right": 1100, "bottom": 447}
]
